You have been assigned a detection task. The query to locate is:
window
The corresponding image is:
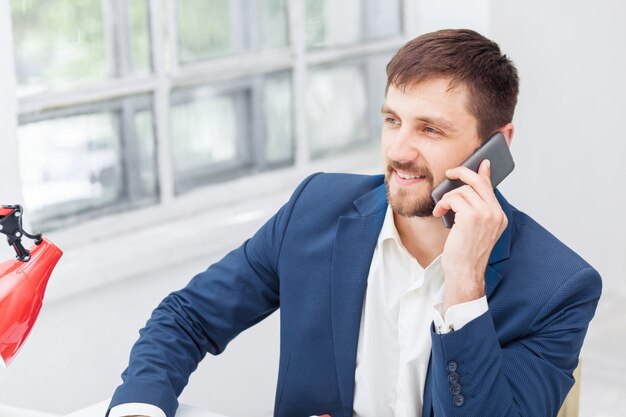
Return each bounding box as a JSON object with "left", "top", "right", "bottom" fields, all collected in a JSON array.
[
  {"left": 17, "top": 96, "right": 157, "bottom": 230},
  {"left": 169, "top": 71, "right": 293, "bottom": 193},
  {"left": 307, "top": 57, "right": 392, "bottom": 158},
  {"left": 8, "top": 0, "right": 407, "bottom": 231},
  {"left": 11, "top": 0, "right": 151, "bottom": 95},
  {"left": 306, "top": 0, "right": 402, "bottom": 48},
  {"left": 177, "top": 0, "right": 289, "bottom": 63}
]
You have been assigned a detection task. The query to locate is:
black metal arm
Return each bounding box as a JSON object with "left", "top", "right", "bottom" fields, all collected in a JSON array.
[{"left": 0, "top": 205, "right": 42, "bottom": 262}]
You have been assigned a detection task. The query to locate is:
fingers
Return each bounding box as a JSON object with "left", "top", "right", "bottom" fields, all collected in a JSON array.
[
  {"left": 433, "top": 159, "right": 507, "bottom": 230},
  {"left": 445, "top": 159, "right": 497, "bottom": 204},
  {"left": 433, "top": 185, "right": 485, "bottom": 218},
  {"left": 478, "top": 158, "right": 491, "bottom": 177},
  {"left": 433, "top": 191, "right": 468, "bottom": 218}
]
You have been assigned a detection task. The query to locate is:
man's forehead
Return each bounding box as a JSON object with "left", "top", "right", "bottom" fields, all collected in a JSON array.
[{"left": 385, "top": 78, "right": 469, "bottom": 102}]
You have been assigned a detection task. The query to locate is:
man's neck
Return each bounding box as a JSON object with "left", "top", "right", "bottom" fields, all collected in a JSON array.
[{"left": 393, "top": 212, "right": 450, "bottom": 269}]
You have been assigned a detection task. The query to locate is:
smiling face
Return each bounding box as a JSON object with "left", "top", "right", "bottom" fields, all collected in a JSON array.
[{"left": 381, "top": 78, "right": 483, "bottom": 217}]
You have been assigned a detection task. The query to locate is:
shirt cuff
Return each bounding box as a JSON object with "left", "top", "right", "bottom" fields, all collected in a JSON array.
[
  {"left": 432, "top": 296, "right": 488, "bottom": 334},
  {"left": 108, "top": 402, "right": 167, "bottom": 417}
]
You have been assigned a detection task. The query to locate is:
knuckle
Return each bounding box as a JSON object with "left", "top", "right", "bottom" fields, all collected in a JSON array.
[
  {"left": 466, "top": 210, "right": 479, "bottom": 221},
  {"left": 458, "top": 185, "right": 473, "bottom": 196},
  {"left": 501, "top": 213, "right": 509, "bottom": 227}
]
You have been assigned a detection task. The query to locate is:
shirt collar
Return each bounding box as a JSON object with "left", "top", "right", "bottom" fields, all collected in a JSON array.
[
  {"left": 378, "top": 205, "right": 443, "bottom": 271},
  {"left": 378, "top": 204, "right": 401, "bottom": 245}
]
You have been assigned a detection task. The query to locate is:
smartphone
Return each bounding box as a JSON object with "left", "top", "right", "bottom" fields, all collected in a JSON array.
[{"left": 431, "top": 132, "right": 515, "bottom": 228}]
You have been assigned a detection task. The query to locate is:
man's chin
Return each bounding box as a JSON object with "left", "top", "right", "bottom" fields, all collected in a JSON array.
[
  {"left": 384, "top": 174, "right": 436, "bottom": 217},
  {"left": 387, "top": 191, "right": 435, "bottom": 218},
  {"left": 390, "top": 203, "right": 435, "bottom": 218}
]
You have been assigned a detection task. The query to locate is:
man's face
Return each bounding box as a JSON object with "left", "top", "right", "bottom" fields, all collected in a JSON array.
[{"left": 381, "top": 78, "right": 483, "bottom": 217}]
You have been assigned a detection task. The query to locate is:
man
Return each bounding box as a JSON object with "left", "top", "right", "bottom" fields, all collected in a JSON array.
[{"left": 108, "top": 29, "right": 601, "bottom": 417}]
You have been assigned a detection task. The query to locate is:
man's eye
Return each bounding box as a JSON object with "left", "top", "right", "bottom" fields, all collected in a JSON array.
[
  {"left": 385, "top": 117, "right": 399, "bottom": 125},
  {"left": 424, "top": 126, "right": 440, "bottom": 135}
]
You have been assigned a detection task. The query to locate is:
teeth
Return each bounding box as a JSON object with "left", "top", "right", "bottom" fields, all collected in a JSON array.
[{"left": 397, "top": 172, "right": 423, "bottom": 180}]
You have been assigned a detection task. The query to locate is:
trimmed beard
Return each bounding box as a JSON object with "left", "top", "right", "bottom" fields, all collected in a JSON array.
[{"left": 384, "top": 160, "right": 436, "bottom": 217}]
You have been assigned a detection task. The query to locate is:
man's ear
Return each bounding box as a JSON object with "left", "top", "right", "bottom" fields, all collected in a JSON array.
[{"left": 500, "top": 123, "right": 514, "bottom": 147}]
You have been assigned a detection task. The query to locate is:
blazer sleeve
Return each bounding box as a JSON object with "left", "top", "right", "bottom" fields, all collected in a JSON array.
[
  {"left": 429, "top": 266, "right": 601, "bottom": 417},
  {"left": 107, "top": 173, "right": 320, "bottom": 417}
]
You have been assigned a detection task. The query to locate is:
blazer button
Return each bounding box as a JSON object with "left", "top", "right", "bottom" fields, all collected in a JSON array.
[
  {"left": 447, "top": 361, "right": 458, "bottom": 373},
  {"left": 449, "top": 383, "right": 461, "bottom": 395},
  {"left": 453, "top": 394, "right": 465, "bottom": 407},
  {"left": 448, "top": 372, "right": 459, "bottom": 384}
]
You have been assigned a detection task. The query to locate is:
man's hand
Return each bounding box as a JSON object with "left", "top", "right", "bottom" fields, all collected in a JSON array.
[{"left": 432, "top": 159, "right": 508, "bottom": 313}]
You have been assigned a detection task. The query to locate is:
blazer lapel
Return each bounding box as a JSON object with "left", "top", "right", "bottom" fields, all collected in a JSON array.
[
  {"left": 330, "top": 184, "right": 515, "bottom": 417},
  {"left": 485, "top": 188, "right": 514, "bottom": 297},
  {"left": 422, "top": 188, "right": 514, "bottom": 417},
  {"left": 331, "top": 182, "right": 386, "bottom": 417}
]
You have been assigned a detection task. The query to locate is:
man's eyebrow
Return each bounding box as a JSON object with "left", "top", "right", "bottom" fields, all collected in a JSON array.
[
  {"left": 418, "top": 116, "right": 457, "bottom": 133},
  {"left": 380, "top": 104, "right": 396, "bottom": 115},
  {"left": 380, "top": 104, "right": 457, "bottom": 133}
]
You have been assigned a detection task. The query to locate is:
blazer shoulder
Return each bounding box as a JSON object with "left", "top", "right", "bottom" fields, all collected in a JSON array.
[
  {"left": 293, "top": 172, "right": 384, "bottom": 209},
  {"left": 300, "top": 172, "right": 384, "bottom": 193},
  {"left": 508, "top": 207, "right": 601, "bottom": 285}
]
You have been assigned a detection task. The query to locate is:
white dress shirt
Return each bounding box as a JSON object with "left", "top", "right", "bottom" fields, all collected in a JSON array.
[
  {"left": 352, "top": 206, "right": 487, "bottom": 417},
  {"left": 108, "top": 402, "right": 166, "bottom": 417},
  {"left": 111, "top": 205, "right": 487, "bottom": 417}
]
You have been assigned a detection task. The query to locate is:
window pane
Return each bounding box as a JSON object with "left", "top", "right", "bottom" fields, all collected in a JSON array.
[
  {"left": 258, "top": 0, "right": 289, "bottom": 50},
  {"left": 17, "top": 98, "right": 158, "bottom": 231},
  {"left": 11, "top": 0, "right": 152, "bottom": 94},
  {"left": 306, "top": 0, "right": 362, "bottom": 48},
  {"left": 11, "top": 0, "right": 108, "bottom": 94},
  {"left": 305, "top": 0, "right": 402, "bottom": 49},
  {"left": 262, "top": 73, "right": 293, "bottom": 164},
  {"left": 128, "top": 0, "right": 151, "bottom": 75},
  {"left": 18, "top": 113, "right": 122, "bottom": 223},
  {"left": 306, "top": 64, "right": 369, "bottom": 157},
  {"left": 134, "top": 110, "right": 158, "bottom": 196},
  {"left": 177, "top": 0, "right": 288, "bottom": 64},
  {"left": 170, "top": 92, "right": 243, "bottom": 191},
  {"left": 365, "top": 53, "right": 394, "bottom": 138},
  {"left": 177, "top": 0, "right": 233, "bottom": 62},
  {"left": 363, "top": 0, "right": 402, "bottom": 41},
  {"left": 170, "top": 72, "right": 293, "bottom": 193}
]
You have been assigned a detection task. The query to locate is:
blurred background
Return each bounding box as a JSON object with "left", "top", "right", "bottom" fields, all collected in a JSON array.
[{"left": 0, "top": 0, "right": 624, "bottom": 416}]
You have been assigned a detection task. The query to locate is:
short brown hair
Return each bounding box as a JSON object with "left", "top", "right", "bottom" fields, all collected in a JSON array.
[{"left": 386, "top": 29, "right": 519, "bottom": 141}]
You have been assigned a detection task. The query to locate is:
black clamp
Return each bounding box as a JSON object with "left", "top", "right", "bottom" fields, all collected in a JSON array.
[{"left": 0, "top": 205, "right": 42, "bottom": 262}]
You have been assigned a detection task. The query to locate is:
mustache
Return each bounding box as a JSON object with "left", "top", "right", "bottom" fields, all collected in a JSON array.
[{"left": 386, "top": 160, "right": 433, "bottom": 181}]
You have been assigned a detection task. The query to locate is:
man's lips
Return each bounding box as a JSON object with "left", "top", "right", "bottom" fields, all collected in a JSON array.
[{"left": 392, "top": 169, "right": 427, "bottom": 186}]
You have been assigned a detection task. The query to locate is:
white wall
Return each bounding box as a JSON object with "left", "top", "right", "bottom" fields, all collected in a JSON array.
[
  {"left": 491, "top": 0, "right": 626, "bottom": 298},
  {"left": 489, "top": 2, "right": 626, "bottom": 415},
  {"left": 0, "top": 2, "right": 24, "bottom": 263}
]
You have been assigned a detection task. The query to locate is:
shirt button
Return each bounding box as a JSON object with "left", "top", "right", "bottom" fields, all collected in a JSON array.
[
  {"left": 447, "top": 361, "right": 458, "bottom": 373},
  {"left": 453, "top": 394, "right": 465, "bottom": 407},
  {"left": 449, "top": 382, "right": 461, "bottom": 395},
  {"left": 448, "top": 372, "right": 459, "bottom": 384}
]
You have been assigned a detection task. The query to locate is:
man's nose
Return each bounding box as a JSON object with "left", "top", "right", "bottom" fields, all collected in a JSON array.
[{"left": 387, "top": 128, "right": 419, "bottom": 162}]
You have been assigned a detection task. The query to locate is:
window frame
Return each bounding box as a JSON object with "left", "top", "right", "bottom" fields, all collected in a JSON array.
[
  {"left": 16, "top": 94, "right": 158, "bottom": 230},
  {"left": 2, "top": 0, "right": 420, "bottom": 246}
]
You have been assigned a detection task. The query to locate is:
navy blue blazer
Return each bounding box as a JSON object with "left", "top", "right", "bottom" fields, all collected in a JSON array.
[{"left": 109, "top": 173, "right": 601, "bottom": 417}]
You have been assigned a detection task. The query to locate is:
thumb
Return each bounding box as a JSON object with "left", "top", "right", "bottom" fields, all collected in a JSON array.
[{"left": 479, "top": 158, "right": 491, "bottom": 177}]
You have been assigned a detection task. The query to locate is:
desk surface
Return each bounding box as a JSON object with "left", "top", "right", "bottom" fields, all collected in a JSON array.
[{"left": 64, "top": 400, "right": 230, "bottom": 417}]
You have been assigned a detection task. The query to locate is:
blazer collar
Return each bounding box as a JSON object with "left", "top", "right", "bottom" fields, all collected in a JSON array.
[
  {"left": 332, "top": 178, "right": 515, "bottom": 416},
  {"left": 352, "top": 177, "right": 514, "bottom": 267},
  {"left": 489, "top": 188, "right": 513, "bottom": 265},
  {"left": 331, "top": 194, "right": 386, "bottom": 416},
  {"left": 352, "top": 175, "right": 387, "bottom": 217}
]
